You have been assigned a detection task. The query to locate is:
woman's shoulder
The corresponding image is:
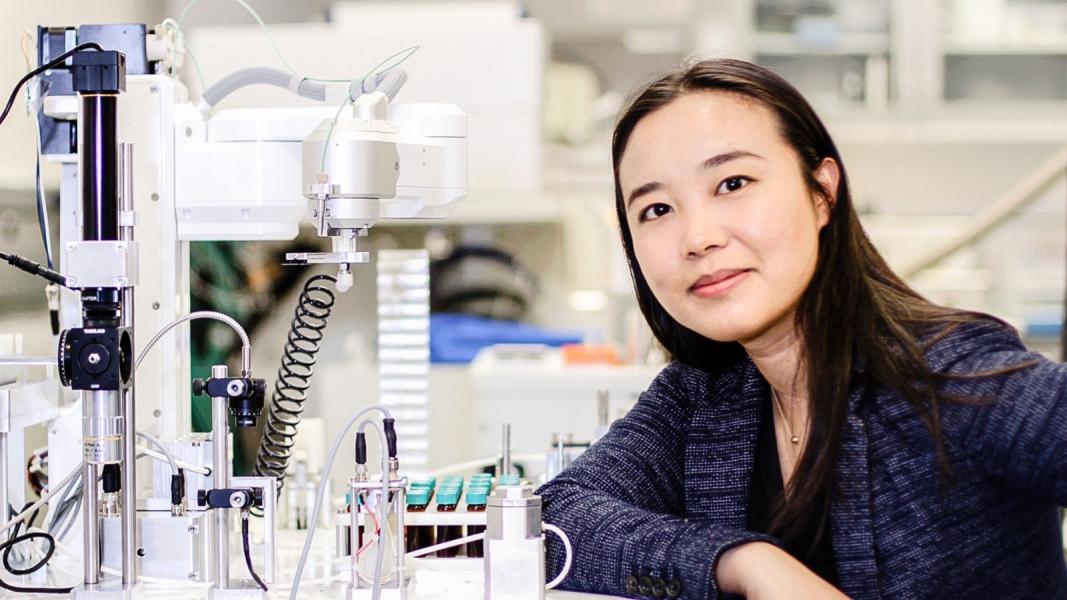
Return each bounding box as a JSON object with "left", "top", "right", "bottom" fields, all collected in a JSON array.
[{"left": 920, "top": 314, "right": 1030, "bottom": 374}]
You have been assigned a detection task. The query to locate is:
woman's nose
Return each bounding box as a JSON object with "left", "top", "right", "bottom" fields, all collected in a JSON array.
[{"left": 684, "top": 217, "right": 728, "bottom": 258}]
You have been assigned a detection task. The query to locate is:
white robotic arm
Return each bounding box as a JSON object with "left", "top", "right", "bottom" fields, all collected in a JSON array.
[{"left": 175, "top": 80, "right": 467, "bottom": 290}]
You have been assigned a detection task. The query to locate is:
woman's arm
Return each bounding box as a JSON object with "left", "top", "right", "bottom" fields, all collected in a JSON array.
[{"left": 537, "top": 363, "right": 776, "bottom": 599}]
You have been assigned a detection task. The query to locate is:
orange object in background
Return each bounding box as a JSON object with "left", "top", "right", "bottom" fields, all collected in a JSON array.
[{"left": 562, "top": 344, "right": 621, "bottom": 365}]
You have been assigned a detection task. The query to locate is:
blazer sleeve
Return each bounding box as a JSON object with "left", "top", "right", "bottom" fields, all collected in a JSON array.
[
  {"left": 537, "top": 363, "right": 775, "bottom": 599},
  {"left": 936, "top": 320, "right": 1067, "bottom": 504}
]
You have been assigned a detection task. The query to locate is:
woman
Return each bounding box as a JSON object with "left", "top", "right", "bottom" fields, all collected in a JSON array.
[{"left": 538, "top": 59, "right": 1067, "bottom": 599}]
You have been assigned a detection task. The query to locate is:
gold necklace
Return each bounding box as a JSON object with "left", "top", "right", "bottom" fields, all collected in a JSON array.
[{"left": 770, "top": 388, "right": 800, "bottom": 445}]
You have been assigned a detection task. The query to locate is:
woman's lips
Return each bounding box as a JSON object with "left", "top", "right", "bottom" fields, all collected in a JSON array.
[{"left": 689, "top": 269, "right": 751, "bottom": 298}]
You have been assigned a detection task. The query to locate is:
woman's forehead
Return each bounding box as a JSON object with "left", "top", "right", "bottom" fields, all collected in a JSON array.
[{"left": 620, "top": 91, "right": 784, "bottom": 182}]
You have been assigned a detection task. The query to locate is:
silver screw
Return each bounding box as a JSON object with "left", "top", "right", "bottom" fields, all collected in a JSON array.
[
  {"left": 66, "top": 242, "right": 77, "bottom": 252},
  {"left": 87, "top": 353, "right": 101, "bottom": 365},
  {"left": 188, "top": 571, "right": 199, "bottom": 581},
  {"left": 150, "top": 85, "right": 159, "bottom": 93},
  {"left": 151, "top": 193, "right": 159, "bottom": 202},
  {"left": 116, "top": 276, "right": 127, "bottom": 286},
  {"left": 152, "top": 302, "right": 161, "bottom": 310},
  {"left": 227, "top": 380, "right": 245, "bottom": 396},
  {"left": 187, "top": 524, "right": 199, "bottom": 534}
]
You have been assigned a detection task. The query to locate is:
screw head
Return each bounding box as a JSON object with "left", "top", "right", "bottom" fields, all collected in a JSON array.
[
  {"left": 187, "top": 524, "right": 198, "bottom": 533},
  {"left": 185, "top": 126, "right": 193, "bottom": 137},
  {"left": 136, "top": 547, "right": 146, "bottom": 557},
  {"left": 150, "top": 85, "right": 159, "bottom": 93},
  {"left": 152, "top": 302, "right": 160, "bottom": 310},
  {"left": 87, "top": 353, "right": 101, "bottom": 365},
  {"left": 66, "top": 242, "right": 77, "bottom": 252},
  {"left": 153, "top": 409, "right": 161, "bottom": 418},
  {"left": 188, "top": 571, "right": 199, "bottom": 580},
  {"left": 151, "top": 193, "right": 159, "bottom": 202},
  {"left": 226, "top": 380, "right": 246, "bottom": 396}
]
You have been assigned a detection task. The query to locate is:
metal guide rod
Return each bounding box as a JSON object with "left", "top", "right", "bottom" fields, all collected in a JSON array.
[
  {"left": 212, "top": 364, "right": 230, "bottom": 590},
  {"left": 119, "top": 142, "right": 137, "bottom": 584}
]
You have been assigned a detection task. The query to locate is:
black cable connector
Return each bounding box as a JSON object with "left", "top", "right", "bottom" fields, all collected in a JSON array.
[
  {"left": 171, "top": 468, "right": 186, "bottom": 507},
  {"left": 355, "top": 432, "right": 367, "bottom": 465},
  {"left": 101, "top": 464, "right": 121, "bottom": 494},
  {"left": 1, "top": 252, "right": 68, "bottom": 288},
  {"left": 383, "top": 418, "right": 398, "bottom": 459}
]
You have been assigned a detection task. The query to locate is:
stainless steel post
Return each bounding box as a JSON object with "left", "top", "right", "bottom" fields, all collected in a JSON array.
[
  {"left": 501, "top": 423, "right": 511, "bottom": 477},
  {"left": 118, "top": 142, "right": 137, "bottom": 585},
  {"left": 211, "top": 365, "right": 229, "bottom": 590},
  {"left": 83, "top": 457, "right": 100, "bottom": 584},
  {"left": 0, "top": 431, "right": 8, "bottom": 545}
]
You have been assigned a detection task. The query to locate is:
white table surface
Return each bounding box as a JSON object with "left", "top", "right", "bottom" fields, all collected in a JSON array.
[{"left": 11, "top": 528, "right": 623, "bottom": 600}]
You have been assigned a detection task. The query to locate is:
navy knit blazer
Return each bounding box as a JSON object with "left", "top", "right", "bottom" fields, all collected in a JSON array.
[{"left": 538, "top": 319, "right": 1067, "bottom": 599}]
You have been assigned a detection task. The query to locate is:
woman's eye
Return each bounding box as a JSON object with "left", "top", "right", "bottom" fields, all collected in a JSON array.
[
  {"left": 639, "top": 203, "right": 672, "bottom": 222},
  {"left": 716, "top": 176, "right": 752, "bottom": 194}
]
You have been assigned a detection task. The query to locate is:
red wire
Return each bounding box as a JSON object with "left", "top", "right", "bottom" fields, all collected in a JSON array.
[{"left": 355, "top": 502, "right": 382, "bottom": 557}]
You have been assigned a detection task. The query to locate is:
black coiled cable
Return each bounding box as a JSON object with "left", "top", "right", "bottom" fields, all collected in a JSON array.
[{"left": 254, "top": 274, "right": 337, "bottom": 494}]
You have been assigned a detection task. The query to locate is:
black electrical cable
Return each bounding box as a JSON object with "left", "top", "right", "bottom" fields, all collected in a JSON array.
[
  {"left": 241, "top": 512, "right": 268, "bottom": 591},
  {"left": 34, "top": 143, "right": 52, "bottom": 270},
  {"left": 0, "top": 42, "right": 103, "bottom": 129},
  {"left": 0, "top": 251, "right": 69, "bottom": 287},
  {"left": 0, "top": 502, "right": 73, "bottom": 595},
  {"left": 254, "top": 274, "right": 337, "bottom": 494}
]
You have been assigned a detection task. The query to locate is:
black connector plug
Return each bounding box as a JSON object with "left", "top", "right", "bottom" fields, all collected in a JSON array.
[
  {"left": 1, "top": 252, "right": 68, "bottom": 288},
  {"left": 383, "top": 418, "right": 398, "bottom": 459},
  {"left": 171, "top": 468, "right": 186, "bottom": 507},
  {"left": 355, "top": 432, "right": 367, "bottom": 465},
  {"left": 101, "top": 464, "right": 121, "bottom": 494}
]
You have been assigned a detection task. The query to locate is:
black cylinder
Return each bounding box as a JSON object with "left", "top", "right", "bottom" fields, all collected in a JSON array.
[{"left": 79, "top": 93, "right": 119, "bottom": 243}]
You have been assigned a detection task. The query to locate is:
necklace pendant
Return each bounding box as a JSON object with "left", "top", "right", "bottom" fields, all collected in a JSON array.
[{"left": 790, "top": 435, "right": 799, "bottom": 445}]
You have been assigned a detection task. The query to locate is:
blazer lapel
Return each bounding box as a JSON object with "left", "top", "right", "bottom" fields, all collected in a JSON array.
[
  {"left": 831, "top": 387, "right": 880, "bottom": 598},
  {"left": 685, "top": 360, "right": 765, "bottom": 527}
]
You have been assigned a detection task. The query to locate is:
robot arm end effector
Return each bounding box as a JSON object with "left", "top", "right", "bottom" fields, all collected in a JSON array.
[{"left": 287, "top": 89, "right": 467, "bottom": 291}]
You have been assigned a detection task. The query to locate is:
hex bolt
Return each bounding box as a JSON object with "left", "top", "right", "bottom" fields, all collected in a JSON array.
[{"left": 87, "top": 353, "right": 101, "bottom": 365}]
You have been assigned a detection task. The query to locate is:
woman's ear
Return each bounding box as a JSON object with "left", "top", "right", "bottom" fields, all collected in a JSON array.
[{"left": 813, "top": 157, "right": 840, "bottom": 229}]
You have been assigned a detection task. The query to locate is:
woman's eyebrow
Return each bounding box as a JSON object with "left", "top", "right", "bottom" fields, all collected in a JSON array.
[
  {"left": 626, "top": 151, "right": 764, "bottom": 208},
  {"left": 626, "top": 181, "right": 662, "bottom": 208},
  {"left": 700, "top": 150, "right": 764, "bottom": 170}
]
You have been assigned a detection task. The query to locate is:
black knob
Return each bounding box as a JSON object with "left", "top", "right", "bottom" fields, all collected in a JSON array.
[
  {"left": 57, "top": 330, "right": 72, "bottom": 387},
  {"left": 80, "top": 343, "right": 111, "bottom": 375},
  {"left": 192, "top": 378, "right": 206, "bottom": 396}
]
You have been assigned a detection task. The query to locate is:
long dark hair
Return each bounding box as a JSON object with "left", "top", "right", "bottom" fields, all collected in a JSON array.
[{"left": 612, "top": 59, "right": 1023, "bottom": 547}]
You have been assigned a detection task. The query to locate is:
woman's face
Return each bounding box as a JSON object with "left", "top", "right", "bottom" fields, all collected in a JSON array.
[{"left": 618, "top": 91, "right": 838, "bottom": 345}]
